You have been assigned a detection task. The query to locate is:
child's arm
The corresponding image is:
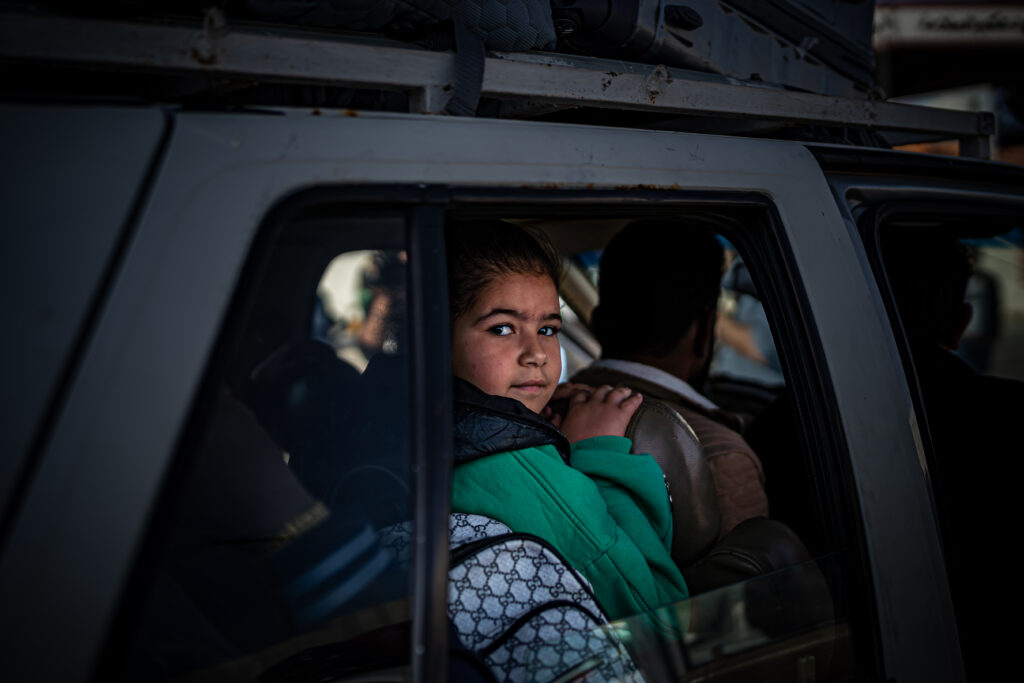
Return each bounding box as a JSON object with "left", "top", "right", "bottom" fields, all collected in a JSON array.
[
  {"left": 571, "top": 437, "right": 675, "bottom": 552},
  {"left": 550, "top": 385, "right": 675, "bottom": 552}
]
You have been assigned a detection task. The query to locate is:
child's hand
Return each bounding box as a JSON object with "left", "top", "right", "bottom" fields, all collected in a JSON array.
[
  {"left": 542, "top": 383, "right": 593, "bottom": 429},
  {"left": 557, "top": 385, "right": 642, "bottom": 443}
]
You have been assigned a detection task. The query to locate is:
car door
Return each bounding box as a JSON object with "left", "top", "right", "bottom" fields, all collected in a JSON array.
[
  {"left": 819, "top": 146, "right": 1024, "bottom": 677},
  {"left": 0, "top": 104, "right": 168, "bottom": 531}
]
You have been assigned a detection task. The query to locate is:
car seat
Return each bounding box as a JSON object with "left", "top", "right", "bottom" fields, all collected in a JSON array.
[
  {"left": 624, "top": 396, "right": 722, "bottom": 567},
  {"left": 245, "top": 339, "right": 410, "bottom": 527}
]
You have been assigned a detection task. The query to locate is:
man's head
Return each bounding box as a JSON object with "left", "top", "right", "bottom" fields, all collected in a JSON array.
[
  {"left": 881, "top": 230, "right": 973, "bottom": 350},
  {"left": 592, "top": 220, "right": 724, "bottom": 383}
]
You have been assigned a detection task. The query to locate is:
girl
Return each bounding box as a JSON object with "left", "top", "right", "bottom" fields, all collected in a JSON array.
[{"left": 447, "top": 220, "right": 689, "bottom": 623}]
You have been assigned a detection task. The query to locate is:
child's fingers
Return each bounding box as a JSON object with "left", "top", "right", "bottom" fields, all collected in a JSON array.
[
  {"left": 551, "top": 382, "right": 591, "bottom": 402},
  {"left": 590, "top": 385, "right": 614, "bottom": 403},
  {"left": 571, "top": 389, "right": 591, "bottom": 404},
  {"left": 621, "top": 391, "right": 643, "bottom": 413},
  {"left": 605, "top": 386, "right": 636, "bottom": 406}
]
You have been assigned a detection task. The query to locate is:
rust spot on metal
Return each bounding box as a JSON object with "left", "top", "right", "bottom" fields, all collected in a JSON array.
[
  {"left": 613, "top": 183, "right": 663, "bottom": 190},
  {"left": 311, "top": 108, "right": 322, "bottom": 116},
  {"left": 645, "top": 65, "right": 672, "bottom": 104},
  {"left": 189, "top": 46, "right": 218, "bottom": 66},
  {"left": 342, "top": 109, "right": 359, "bottom": 117},
  {"left": 191, "top": 7, "right": 226, "bottom": 66}
]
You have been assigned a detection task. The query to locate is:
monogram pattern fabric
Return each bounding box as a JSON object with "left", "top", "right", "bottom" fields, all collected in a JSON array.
[
  {"left": 482, "top": 603, "right": 636, "bottom": 682},
  {"left": 447, "top": 514, "right": 642, "bottom": 682},
  {"left": 448, "top": 534, "right": 599, "bottom": 651},
  {"left": 379, "top": 513, "right": 644, "bottom": 681}
]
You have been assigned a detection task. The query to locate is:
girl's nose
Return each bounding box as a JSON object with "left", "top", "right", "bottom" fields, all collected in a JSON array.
[{"left": 520, "top": 335, "right": 547, "bottom": 366}]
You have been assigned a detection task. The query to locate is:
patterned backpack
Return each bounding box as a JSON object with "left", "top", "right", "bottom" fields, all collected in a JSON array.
[{"left": 382, "top": 513, "right": 644, "bottom": 682}]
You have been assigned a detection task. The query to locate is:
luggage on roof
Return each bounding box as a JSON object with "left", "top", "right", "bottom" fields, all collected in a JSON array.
[
  {"left": 551, "top": 0, "right": 877, "bottom": 98},
  {"left": 242, "top": 0, "right": 876, "bottom": 98},
  {"left": 243, "top": 0, "right": 558, "bottom": 51}
]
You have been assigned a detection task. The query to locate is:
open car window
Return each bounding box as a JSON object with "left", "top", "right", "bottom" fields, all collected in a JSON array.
[
  {"left": 866, "top": 210, "right": 1024, "bottom": 673},
  {"left": 958, "top": 229, "right": 1024, "bottom": 381},
  {"left": 514, "top": 208, "right": 870, "bottom": 681}
]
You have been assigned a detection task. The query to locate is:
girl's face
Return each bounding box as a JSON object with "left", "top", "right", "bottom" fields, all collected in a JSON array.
[{"left": 452, "top": 272, "right": 562, "bottom": 414}]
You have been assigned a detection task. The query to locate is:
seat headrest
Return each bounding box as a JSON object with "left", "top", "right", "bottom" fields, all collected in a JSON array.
[
  {"left": 626, "top": 397, "right": 721, "bottom": 567},
  {"left": 245, "top": 339, "right": 361, "bottom": 465}
]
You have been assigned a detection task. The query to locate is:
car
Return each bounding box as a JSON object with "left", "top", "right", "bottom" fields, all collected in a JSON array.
[{"left": 1, "top": 9, "right": 1022, "bottom": 683}]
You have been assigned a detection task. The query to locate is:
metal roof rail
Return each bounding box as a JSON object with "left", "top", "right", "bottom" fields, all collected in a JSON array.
[{"left": 0, "top": 10, "right": 994, "bottom": 159}]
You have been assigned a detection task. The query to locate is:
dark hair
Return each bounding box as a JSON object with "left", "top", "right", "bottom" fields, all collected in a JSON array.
[
  {"left": 593, "top": 220, "right": 724, "bottom": 359},
  {"left": 881, "top": 230, "right": 972, "bottom": 348},
  {"left": 445, "top": 220, "right": 562, "bottom": 321}
]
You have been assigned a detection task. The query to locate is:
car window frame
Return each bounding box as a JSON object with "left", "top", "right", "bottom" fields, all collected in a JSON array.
[{"left": 149, "top": 183, "right": 881, "bottom": 680}]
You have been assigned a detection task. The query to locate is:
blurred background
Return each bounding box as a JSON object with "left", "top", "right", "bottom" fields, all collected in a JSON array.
[{"left": 874, "top": 0, "right": 1024, "bottom": 162}]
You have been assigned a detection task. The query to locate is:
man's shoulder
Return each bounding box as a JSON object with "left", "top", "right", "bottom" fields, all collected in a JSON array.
[
  {"left": 671, "top": 403, "right": 751, "bottom": 454},
  {"left": 572, "top": 363, "right": 678, "bottom": 402},
  {"left": 915, "top": 345, "right": 1023, "bottom": 418},
  {"left": 964, "top": 373, "right": 1024, "bottom": 423},
  {"left": 573, "top": 363, "right": 744, "bottom": 433},
  {"left": 972, "top": 372, "right": 1024, "bottom": 397}
]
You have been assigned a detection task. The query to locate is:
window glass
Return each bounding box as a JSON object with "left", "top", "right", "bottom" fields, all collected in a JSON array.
[
  {"left": 118, "top": 222, "right": 414, "bottom": 680},
  {"left": 874, "top": 219, "right": 1024, "bottom": 675},
  {"left": 556, "top": 296, "right": 595, "bottom": 381},
  {"left": 710, "top": 245, "right": 786, "bottom": 427},
  {"left": 613, "top": 555, "right": 851, "bottom": 680},
  {"left": 958, "top": 229, "right": 1024, "bottom": 381}
]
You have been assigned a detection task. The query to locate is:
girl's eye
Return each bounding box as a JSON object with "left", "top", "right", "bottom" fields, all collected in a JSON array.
[
  {"left": 489, "top": 324, "right": 513, "bottom": 336},
  {"left": 539, "top": 326, "right": 560, "bottom": 337}
]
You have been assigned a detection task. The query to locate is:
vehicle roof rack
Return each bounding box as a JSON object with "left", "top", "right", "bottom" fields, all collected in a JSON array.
[{"left": 0, "top": 10, "right": 995, "bottom": 159}]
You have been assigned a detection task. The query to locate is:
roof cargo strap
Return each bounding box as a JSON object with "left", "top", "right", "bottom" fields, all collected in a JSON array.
[{"left": 446, "top": 21, "right": 485, "bottom": 116}]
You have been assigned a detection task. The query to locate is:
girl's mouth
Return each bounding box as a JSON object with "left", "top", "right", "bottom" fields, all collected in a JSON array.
[{"left": 512, "top": 382, "right": 546, "bottom": 392}]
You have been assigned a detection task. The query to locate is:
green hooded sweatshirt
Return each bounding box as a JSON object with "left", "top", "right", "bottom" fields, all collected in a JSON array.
[{"left": 451, "top": 435, "right": 689, "bottom": 626}]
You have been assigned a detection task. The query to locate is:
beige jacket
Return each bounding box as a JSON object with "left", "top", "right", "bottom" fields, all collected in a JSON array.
[{"left": 572, "top": 362, "right": 768, "bottom": 540}]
